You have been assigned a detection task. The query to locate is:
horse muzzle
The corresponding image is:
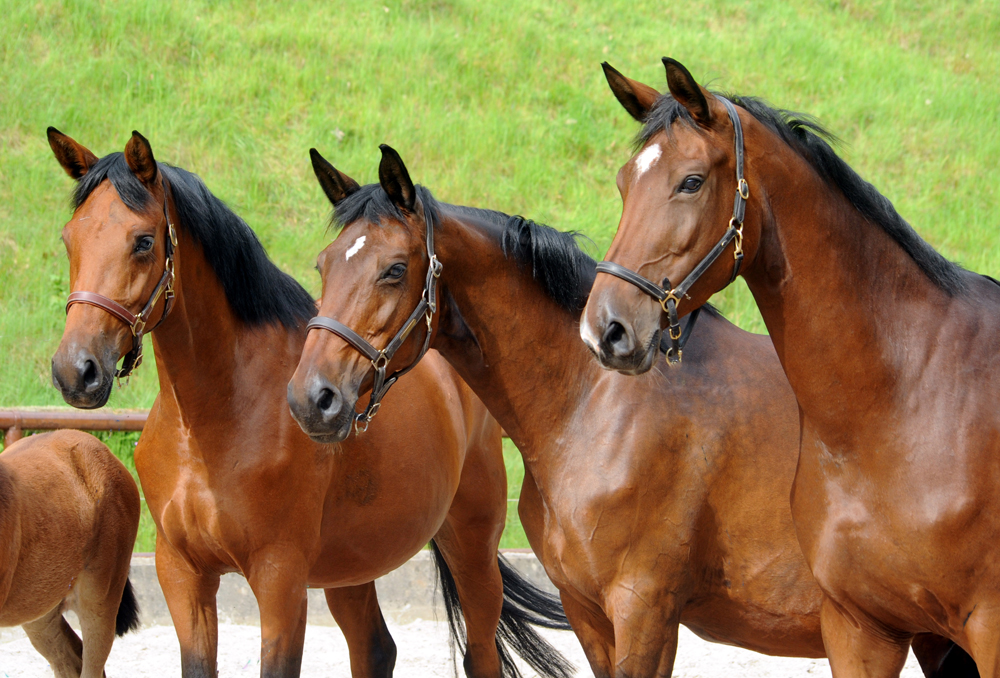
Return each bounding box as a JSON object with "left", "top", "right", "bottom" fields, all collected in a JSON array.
[
  {"left": 286, "top": 372, "right": 355, "bottom": 444},
  {"left": 51, "top": 342, "right": 115, "bottom": 409}
]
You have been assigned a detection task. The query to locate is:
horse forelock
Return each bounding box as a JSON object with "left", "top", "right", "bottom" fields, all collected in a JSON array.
[{"left": 69, "top": 152, "right": 315, "bottom": 329}]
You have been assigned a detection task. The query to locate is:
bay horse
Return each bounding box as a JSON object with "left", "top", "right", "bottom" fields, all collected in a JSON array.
[
  {"left": 285, "top": 144, "right": 960, "bottom": 678},
  {"left": 1, "top": 429, "right": 140, "bottom": 678},
  {"left": 46, "top": 129, "right": 571, "bottom": 678},
  {"left": 581, "top": 58, "right": 992, "bottom": 677}
]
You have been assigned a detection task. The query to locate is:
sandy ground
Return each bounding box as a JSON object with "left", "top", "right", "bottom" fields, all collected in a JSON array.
[{"left": 1, "top": 620, "right": 928, "bottom": 677}]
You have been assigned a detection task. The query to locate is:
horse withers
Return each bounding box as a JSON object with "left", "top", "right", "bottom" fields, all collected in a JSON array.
[
  {"left": 581, "top": 58, "right": 987, "bottom": 678},
  {"left": 0, "top": 430, "right": 140, "bottom": 678},
  {"left": 47, "top": 128, "right": 571, "bottom": 678}
]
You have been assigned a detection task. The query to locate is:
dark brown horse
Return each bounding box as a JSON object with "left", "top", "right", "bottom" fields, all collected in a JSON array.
[
  {"left": 288, "top": 144, "right": 890, "bottom": 676},
  {"left": 0, "top": 429, "right": 140, "bottom": 678},
  {"left": 581, "top": 59, "right": 992, "bottom": 677},
  {"left": 46, "top": 129, "right": 571, "bottom": 678}
]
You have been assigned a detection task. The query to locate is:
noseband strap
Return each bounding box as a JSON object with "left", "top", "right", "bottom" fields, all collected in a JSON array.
[
  {"left": 595, "top": 97, "right": 748, "bottom": 365},
  {"left": 65, "top": 176, "right": 178, "bottom": 382},
  {"left": 306, "top": 198, "right": 442, "bottom": 434}
]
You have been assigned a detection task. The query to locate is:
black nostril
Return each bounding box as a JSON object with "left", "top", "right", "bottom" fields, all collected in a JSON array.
[
  {"left": 602, "top": 321, "right": 626, "bottom": 347},
  {"left": 316, "top": 387, "right": 336, "bottom": 414},
  {"left": 81, "top": 359, "right": 99, "bottom": 391}
]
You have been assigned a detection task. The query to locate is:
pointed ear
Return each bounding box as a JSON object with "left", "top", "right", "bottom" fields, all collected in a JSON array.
[
  {"left": 602, "top": 62, "right": 660, "bottom": 123},
  {"left": 47, "top": 127, "right": 99, "bottom": 180},
  {"left": 378, "top": 144, "right": 416, "bottom": 213},
  {"left": 309, "top": 148, "right": 361, "bottom": 206},
  {"left": 124, "top": 130, "right": 158, "bottom": 186},
  {"left": 663, "top": 58, "right": 712, "bottom": 125}
]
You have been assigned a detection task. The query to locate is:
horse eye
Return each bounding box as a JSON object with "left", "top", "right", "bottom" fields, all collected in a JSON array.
[
  {"left": 134, "top": 236, "right": 154, "bottom": 254},
  {"left": 680, "top": 176, "right": 703, "bottom": 193},
  {"left": 384, "top": 263, "right": 407, "bottom": 280}
]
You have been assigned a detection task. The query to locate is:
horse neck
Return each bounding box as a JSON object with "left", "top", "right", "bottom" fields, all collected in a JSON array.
[
  {"left": 149, "top": 226, "right": 299, "bottom": 425},
  {"left": 432, "top": 209, "right": 598, "bottom": 458},
  {"left": 741, "top": 133, "right": 954, "bottom": 431}
]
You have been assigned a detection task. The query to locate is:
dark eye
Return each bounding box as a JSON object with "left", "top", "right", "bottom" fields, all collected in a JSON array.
[
  {"left": 680, "top": 176, "right": 703, "bottom": 193},
  {"left": 134, "top": 236, "right": 154, "bottom": 254},
  {"left": 383, "top": 263, "right": 407, "bottom": 280}
]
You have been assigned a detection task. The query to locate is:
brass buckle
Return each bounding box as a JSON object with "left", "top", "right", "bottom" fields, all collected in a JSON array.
[
  {"left": 131, "top": 317, "right": 146, "bottom": 337},
  {"left": 372, "top": 352, "right": 389, "bottom": 371},
  {"left": 659, "top": 290, "right": 681, "bottom": 315},
  {"left": 738, "top": 178, "right": 749, "bottom": 200},
  {"left": 729, "top": 218, "right": 745, "bottom": 258},
  {"left": 669, "top": 324, "right": 682, "bottom": 341}
]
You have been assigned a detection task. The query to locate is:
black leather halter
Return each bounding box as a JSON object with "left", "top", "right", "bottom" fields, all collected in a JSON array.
[
  {"left": 595, "top": 97, "right": 748, "bottom": 365},
  {"left": 306, "top": 199, "right": 443, "bottom": 434},
  {"left": 65, "top": 176, "right": 178, "bottom": 382}
]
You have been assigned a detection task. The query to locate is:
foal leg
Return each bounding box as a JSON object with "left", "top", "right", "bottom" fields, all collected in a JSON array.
[
  {"left": 156, "top": 539, "right": 221, "bottom": 678},
  {"left": 22, "top": 605, "right": 83, "bottom": 678},
  {"left": 821, "top": 597, "right": 911, "bottom": 678},
  {"left": 74, "top": 567, "right": 131, "bottom": 678},
  {"left": 324, "top": 582, "right": 396, "bottom": 678}
]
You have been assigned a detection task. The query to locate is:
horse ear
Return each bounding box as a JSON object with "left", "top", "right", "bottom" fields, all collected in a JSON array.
[
  {"left": 378, "top": 144, "right": 416, "bottom": 213},
  {"left": 310, "top": 148, "right": 361, "bottom": 206},
  {"left": 662, "top": 58, "right": 712, "bottom": 125},
  {"left": 124, "top": 130, "right": 158, "bottom": 186},
  {"left": 47, "top": 127, "right": 99, "bottom": 180},
  {"left": 602, "top": 62, "right": 660, "bottom": 123}
]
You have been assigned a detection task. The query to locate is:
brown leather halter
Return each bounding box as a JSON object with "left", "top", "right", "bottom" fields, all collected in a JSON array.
[
  {"left": 306, "top": 193, "right": 442, "bottom": 434},
  {"left": 65, "top": 176, "right": 178, "bottom": 381},
  {"left": 595, "top": 97, "right": 748, "bottom": 365}
]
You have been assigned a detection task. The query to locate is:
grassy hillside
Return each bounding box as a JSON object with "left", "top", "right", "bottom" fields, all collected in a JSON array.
[{"left": 1, "top": 0, "right": 997, "bottom": 550}]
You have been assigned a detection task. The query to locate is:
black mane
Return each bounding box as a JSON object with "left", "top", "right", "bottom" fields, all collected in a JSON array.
[
  {"left": 332, "top": 183, "right": 597, "bottom": 312},
  {"left": 73, "top": 153, "right": 316, "bottom": 329},
  {"left": 638, "top": 93, "right": 966, "bottom": 294}
]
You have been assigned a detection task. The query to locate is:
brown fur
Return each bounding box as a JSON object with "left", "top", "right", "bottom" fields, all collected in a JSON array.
[{"left": 0, "top": 430, "right": 139, "bottom": 678}]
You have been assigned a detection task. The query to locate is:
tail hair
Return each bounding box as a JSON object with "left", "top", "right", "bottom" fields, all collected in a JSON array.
[
  {"left": 430, "top": 542, "right": 575, "bottom": 678},
  {"left": 115, "top": 577, "right": 141, "bottom": 637}
]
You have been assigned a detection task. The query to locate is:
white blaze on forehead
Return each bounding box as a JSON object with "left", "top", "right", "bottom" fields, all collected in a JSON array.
[
  {"left": 633, "top": 143, "right": 662, "bottom": 178},
  {"left": 345, "top": 236, "right": 366, "bottom": 261}
]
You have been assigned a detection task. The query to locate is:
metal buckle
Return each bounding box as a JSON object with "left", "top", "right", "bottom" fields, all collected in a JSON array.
[
  {"left": 738, "top": 178, "right": 749, "bottom": 200},
  {"left": 659, "top": 290, "right": 681, "bottom": 315},
  {"left": 372, "top": 352, "right": 389, "bottom": 371},
  {"left": 131, "top": 317, "right": 146, "bottom": 337},
  {"left": 429, "top": 255, "right": 442, "bottom": 278},
  {"left": 669, "top": 324, "right": 682, "bottom": 341}
]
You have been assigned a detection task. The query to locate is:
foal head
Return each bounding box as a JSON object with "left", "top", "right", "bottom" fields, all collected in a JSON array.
[
  {"left": 48, "top": 129, "right": 174, "bottom": 408},
  {"left": 287, "top": 146, "right": 434, "bottom": 443},
  {"left": 581, "top": 59, "right": 759, "bottom": 374}
]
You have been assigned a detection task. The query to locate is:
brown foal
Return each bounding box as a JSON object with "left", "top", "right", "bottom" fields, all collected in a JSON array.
[
  {"left": 0, "top": 430, "right": 140, "bottom": 678},
  {"left": 46, "top": 129, "right": 570, "bottom": 678},
  {"left": 581, "top": 59, "right": 991, "bottom": 677}
]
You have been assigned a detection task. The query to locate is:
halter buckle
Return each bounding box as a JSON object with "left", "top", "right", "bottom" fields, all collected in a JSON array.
[
  {"left": 372, "top": 351, "right": 389, "bottom": 371},
  {"left": 659, "top": 290, "right": 682, "bottom": 315},
  {"left": 131, "top": 317, "right": 146, "bottom": 337},
  {"left": 738, "top": 178, "right": 749, "bottom": 200}
]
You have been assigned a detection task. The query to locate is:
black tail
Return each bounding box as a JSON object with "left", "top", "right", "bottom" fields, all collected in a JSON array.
[
  {"left": 430, "top": 542, "right": 575, "bottom": 678},
  {"left": 115, "top": 578, "right": 141, "bottom": 637}
]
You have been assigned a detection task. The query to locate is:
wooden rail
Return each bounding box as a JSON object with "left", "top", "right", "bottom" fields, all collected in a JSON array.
[{"left": 0, "top": 409, "right": 147, "bottom": 448}]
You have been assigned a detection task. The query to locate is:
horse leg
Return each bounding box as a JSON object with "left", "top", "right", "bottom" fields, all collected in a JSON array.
[
  {"left": 558, "top": 592, "right": 616, "bottom": 678},
  {"left": 607, "top": 586, "right": 682, "bottom": 678},
  {"left": 324, "top": 583, "right": 397, "bottom": 678},
  {"left": 821, "top": 597, "right": 911, "bottom": 678},
  {"left": 911, "top": 633, "right": 980, "bottom": 677},
  {"left": 246, "top": 553, "right": 309, "bottom": 678},
  {"left": 156, "top": 539, "right": 221, "bottom": 678},
  {"left": 432, "top": 433, "right": 506, "bottom": 678},
  {"left": 72, "top": 566, "right": 132, "bottom": 678},
  {"left": 22, "top": 605, "right": 83, "bottom": 678}
]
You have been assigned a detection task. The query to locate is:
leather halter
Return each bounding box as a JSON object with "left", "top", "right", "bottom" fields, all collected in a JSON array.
[
  {"left": 306, "top": 198, "right": 443, "bottom": 434},
  {"left": 65, "top": 176, "right": 178, "bottom": 381},
  {"left": 595, "top": 97, "right": 748, "bottom": 365}
]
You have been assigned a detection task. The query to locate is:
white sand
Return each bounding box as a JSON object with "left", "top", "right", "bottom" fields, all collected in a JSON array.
[{"left": 1, "top": 620, "right": 927, "bottom": 677}]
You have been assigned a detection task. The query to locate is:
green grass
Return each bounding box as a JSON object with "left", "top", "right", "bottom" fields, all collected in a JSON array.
[{"left": 1, "top": 0, "right": 998, "bottom": 550}]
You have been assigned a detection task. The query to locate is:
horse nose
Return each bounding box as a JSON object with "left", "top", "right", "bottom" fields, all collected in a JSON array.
[
  {"left": 599, "top": 318, "right": 636, "bottom": 358},
  {"left": 288, "top": 374, "right": 344, "bottom": 425},
  {"left": 51, "top": 347, "right": 105, "bottom": 396},
  {"left": 312, "top": 380, "right": 343, "bottom": 420}
]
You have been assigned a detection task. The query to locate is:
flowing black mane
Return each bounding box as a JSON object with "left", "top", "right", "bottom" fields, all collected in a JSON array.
[
  {"left": 332, "top": 183, "right": 597, "bottom": 312},
  {"left": 638, "top": 93, "right": 966, "bottom": 294},
  {"left": 73, "top": 153, "right": 316, "bottom": 329}
]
